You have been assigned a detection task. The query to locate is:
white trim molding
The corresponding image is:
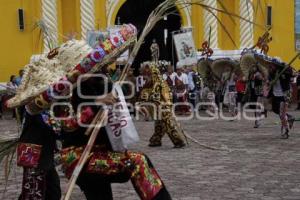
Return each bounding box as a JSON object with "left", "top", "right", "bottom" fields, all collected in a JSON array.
[
  {"left": 80, "top": 0, "right": 95, "bottom": 40},
  {"left": 41, "top": 0, "right": 58, "bottom": 52},
  {"left": 203, "top": 0, "right": 218, "bottom": 49},
  {"left": 239, "top": 0, "right": 254, "bottom": 48}
]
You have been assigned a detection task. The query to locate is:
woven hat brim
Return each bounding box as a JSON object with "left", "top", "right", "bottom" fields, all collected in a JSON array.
[
  {"left": 240, "top": 53, "right": 256, "bottom": 80},
  {"left": 254, "top": 54, "right": 286, "bottom": 70},
  {"left": 197, "top": 59, "right": 212, "bottom": 79},
  {"left": 211, "top": 59, "right": 238, "bottom": 79},
  {"left": 7, "top": 37, "right": 137, "bottom": 109}
]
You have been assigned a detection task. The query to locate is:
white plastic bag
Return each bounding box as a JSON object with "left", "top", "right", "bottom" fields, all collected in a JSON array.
[{"left": 105, "top": 84, "right": 139, "bottom": 151}]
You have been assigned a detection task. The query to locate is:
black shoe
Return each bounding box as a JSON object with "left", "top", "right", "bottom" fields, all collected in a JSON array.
[
  {"left": 173, "top": 143, "right": 186, "bottom": 148},
  {"left": 263, "top": 110, "right": 268, "bottom": 118},
  {"left": 288, "top": 118, "right": 295, "bottom": 129},
  {"left": 281, "top": 129, "right": 289, "bottom": 139},
  {"left": 254, "top": 120, "right": 260, "bottom": 128},
  {"left": 148, "top": 143, "right": 162, "bottom": 147}
]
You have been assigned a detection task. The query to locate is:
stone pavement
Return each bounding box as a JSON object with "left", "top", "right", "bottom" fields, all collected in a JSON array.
[{"left": 1, "top": 110, "right": 300, "bottom": 200}]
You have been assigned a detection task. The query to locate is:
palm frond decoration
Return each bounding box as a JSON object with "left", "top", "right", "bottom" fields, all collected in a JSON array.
[
  {"left": 0, "top": 137, "right": 19, "bottom": 164},
  {"left": 33, "top": 20, "right": 56, "bottom": 50},
  {"left": 1, "top": 148, "right": 16, "bottom": 197}
]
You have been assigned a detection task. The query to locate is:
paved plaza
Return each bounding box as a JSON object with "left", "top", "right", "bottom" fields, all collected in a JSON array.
[{"left": 1, "top": 110, "right": 300, "bottom": 200}]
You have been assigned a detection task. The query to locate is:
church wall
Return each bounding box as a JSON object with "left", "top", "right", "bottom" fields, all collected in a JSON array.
[{"left": 0, "top": 0, "right": 299, "bottom": 82}]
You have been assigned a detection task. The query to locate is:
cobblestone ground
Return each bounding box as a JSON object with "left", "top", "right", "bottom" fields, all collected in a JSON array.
[{"left": 1, "top": 110, "right": 300, "bottom": 200}]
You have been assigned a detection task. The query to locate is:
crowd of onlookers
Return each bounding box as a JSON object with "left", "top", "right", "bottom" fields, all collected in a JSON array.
[{"left": 124, "top": 63, "right": 300, "bottom": 117}]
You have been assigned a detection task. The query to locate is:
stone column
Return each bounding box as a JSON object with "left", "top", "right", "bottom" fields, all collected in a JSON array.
[
  {"left": 80, "top": 0, "right": 95, "bottom": 40},
  {"left": 203, "top": 0, "right": 218, "bottom": 49},
  {"left": 41, "top": 0, "right": 58, "bottom": 51},
  {"left": 239, "top": 0, "right": 254, "bottom": 49}
]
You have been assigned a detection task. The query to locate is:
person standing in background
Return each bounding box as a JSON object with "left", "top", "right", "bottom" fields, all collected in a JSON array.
[
  {"left": 173, "top": 65, "right": 190, "bottom": 114},
  {"left": 162, "top": 65, "right": 176, "bottom": 103},
  {"left": 15, "top": 69, "right": 24, "bottom": 86},
  {"left": 7, "top": 75, "right": 18, "bottom": 119},
  {"left": 296, "top": 70, "right": 300, "bottom": 110},
  {"left": 236, "top": 75, "right": 246, "bottom": 107},
  {"left": 187, "top": 66, "right": 196, "bottom": 110}
]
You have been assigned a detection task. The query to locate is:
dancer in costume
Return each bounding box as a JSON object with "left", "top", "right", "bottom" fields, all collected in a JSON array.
[
  {"left": 267, "top": 61, "right": 295, "bottom": 139},
  {"left": 138, "top": 63, "right": 186, "bottom": 148},
  {"left": 58, "top": 75, "right": 172, "bottom": 200},
  {"left": 249, "top": 53, "right": 295, "bottom": 138},
  {"left": 8, "top": 24, "right": 172, "bottom": 200},
  {"left": 240, "top": 51, "right": 270, "bottom": 128},
  {"left": 248, "top": 65, "right": 267, "bottom": 128},
  {"left": 6, "top": 55, "right": 63, "bottom": 200}
]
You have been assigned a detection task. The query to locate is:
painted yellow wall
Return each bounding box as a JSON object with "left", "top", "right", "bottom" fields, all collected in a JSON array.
[
  {"left": 253, "top": 0, "right": 299, "bottom": 69},
  {"left": 191, "top": 4, "right": 204, "bottom": 50},
  {"left": 266, "top": 0, "right": 300, "bottom": 69},
  {"left": 0, "top": 0, "right": 299, "bottom": 82},
  {"left": 0, "top": 0, "right": 42, "bottom": 82},
  {"left": 60, "top": 0, "right": 81, "bottom": 41},
  {"left": 218, "top": 0, "right": 240, "bottom": 50},
  {"left": 95, "top": 0, "right": 107, "bottom": 30}
]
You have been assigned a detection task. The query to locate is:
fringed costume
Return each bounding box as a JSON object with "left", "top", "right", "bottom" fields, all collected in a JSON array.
[{"left": 138, "top": 63, "right": 185, "bottom": 148}]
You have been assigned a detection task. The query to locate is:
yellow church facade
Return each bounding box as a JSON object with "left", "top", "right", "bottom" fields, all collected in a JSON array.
[{"left": 0, "top": 0, "right": 299, "bottom": 82}]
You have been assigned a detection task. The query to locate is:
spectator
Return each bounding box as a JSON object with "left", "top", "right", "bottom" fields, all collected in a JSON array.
[
  {"left": 163, "top": 65, "right": 176, "bottom": 103},
  {"left": 7, "top": 75, "right": 18, "bottom": 118},
  {"left": 173, "top": 65, "right": 190, "bottom": 114},
  {"left": 15, "top": 69, "right": 24, "bottom": 86},
  {"left": 296, "top": 70, "right": 300, "bottom": 110},
  {"left": 236, "top": 75, "right": 246, "bottom": 106},
  {"left": 0, "top": 92, "right": 3, "bottom": 119},
  {"left": 187, "top": 66, "right": 196, "bottom": 109}
]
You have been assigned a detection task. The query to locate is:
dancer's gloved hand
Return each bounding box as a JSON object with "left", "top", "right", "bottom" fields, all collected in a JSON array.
[{"left": 95, "top": 91, "right": 118, "bottom": 105}]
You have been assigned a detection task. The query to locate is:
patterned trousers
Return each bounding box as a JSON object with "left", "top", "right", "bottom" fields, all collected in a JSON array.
[{"left": 149, "top": 106, "right": 185, "bottom": 146}]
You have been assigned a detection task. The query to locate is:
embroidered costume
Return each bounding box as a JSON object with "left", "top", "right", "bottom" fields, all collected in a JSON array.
[{"left": 8, "top": 24, "right": 172, "bottom": 200}]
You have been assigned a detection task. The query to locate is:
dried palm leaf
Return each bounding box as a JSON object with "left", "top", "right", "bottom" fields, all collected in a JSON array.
[
  {"left": 33, "top": 20, "right": 56, "bottom": 50},
  {"left": 240, "top": 53, "right": 269, "bottom": 80},
  {"left": 216, "top": 0, "right": 236, "bottom": 25},
  {"left": 0, "top": 137, "right": 19, "bottom": 164},
  {"left": 197, "top": 59, "right": 213, "bottom": 78}
]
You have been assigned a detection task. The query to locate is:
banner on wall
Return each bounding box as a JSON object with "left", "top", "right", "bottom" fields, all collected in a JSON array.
[
  {"left": 173, "top": 31, "right": 197, "bottom": 66},
  {"left": 295, "top": 0, "right": 300, "bottom": 51}
]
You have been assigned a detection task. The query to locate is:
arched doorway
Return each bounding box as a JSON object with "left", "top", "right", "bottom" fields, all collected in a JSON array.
[{"left": 115, "top": 0, "right": 182, "bottom": 69}]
